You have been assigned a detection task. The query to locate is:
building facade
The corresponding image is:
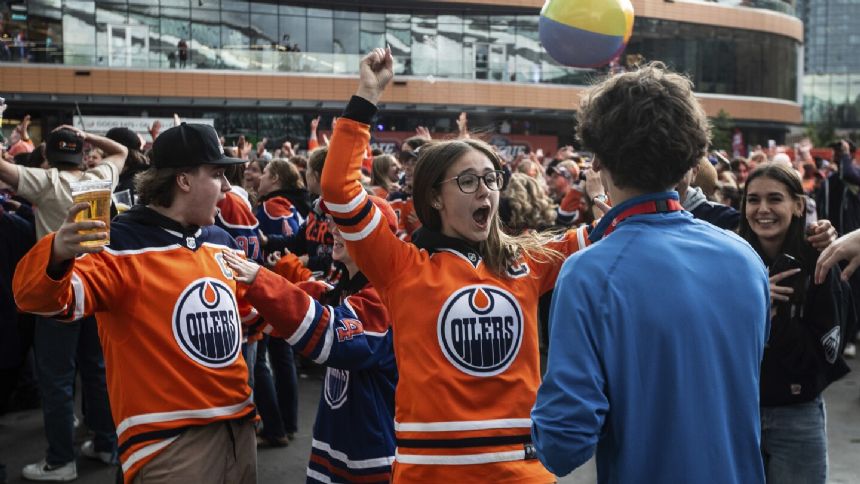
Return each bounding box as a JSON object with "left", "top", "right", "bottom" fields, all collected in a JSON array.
[
  {"left": 798, "top": 0, "right": 860, "bottom": 132},
  {"left": 0, "top": 0, "right": 802, "bottom": 154}
]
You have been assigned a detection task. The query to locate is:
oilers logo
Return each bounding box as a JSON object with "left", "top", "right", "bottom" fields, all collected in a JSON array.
[
  {"left": 172, "top": 278, "right": 241, "bottom": 368},
  {"left": 437, "top": 285, "right": 524, "bottom": 377},
  {"left": 324, "top": 368, "right": 349, "bottom": 410}
]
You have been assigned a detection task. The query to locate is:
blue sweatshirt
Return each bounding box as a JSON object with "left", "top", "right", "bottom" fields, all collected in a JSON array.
[{"left": 532, "top": 192, "right": 769, "bottom": 484}]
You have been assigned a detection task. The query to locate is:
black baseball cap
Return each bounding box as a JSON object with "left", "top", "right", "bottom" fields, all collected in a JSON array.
[
  {"left": 150, "top": 123, "right": 243, "bottom": 168},
  {"left": 106, "top": 127, "right": 142, "bottom": 152},
  {"left": 45, "top": 128, "right": 84, "bottom": 165}
]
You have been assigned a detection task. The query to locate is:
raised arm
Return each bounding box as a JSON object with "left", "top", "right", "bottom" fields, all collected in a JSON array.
[
  {"left": 320, "top": 48, "right": 418, "bottom": 291},
  {"left": 55, "top": 125, "right": 128, "bottom": 174},
  {"left": 13, "top": 204, "right": 116, "bottom": 319}
]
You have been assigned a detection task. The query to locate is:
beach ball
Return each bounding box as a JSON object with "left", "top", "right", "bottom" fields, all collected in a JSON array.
[{"left": 539, "top": 0, "right": 635, "bottom": 68}]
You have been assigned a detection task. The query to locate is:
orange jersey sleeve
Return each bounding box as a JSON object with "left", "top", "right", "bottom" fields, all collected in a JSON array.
[
  {"left": 320, "top": 113, "right": 422, "bottom": 292},
  {"left": 272, "top": 252, "right": 314, "bottom": 283},
  {"left": 13, "top": 234, "right": 125, "bottom": 320},
  {"left": 532, "top": 225, "right": 591, "bottom": 295}
]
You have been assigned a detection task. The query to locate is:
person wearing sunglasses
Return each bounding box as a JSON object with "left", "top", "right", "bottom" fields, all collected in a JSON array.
[{"left": 319, "top": 47, "right": 590, "bottom": 483}]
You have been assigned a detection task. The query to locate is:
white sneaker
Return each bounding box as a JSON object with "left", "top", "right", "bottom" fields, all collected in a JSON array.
[
  {"left": 80, "top": 440, "right": 114, "bottom": 465},
  {"left": 844, "top": 343, "right": 856, "bottom": 358},
  {"left": 21, "top": 459, "right": 77, "bottom": 482}
]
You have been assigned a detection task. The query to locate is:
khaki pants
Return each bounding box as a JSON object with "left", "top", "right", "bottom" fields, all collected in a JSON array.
[{"left": 133, "top": 419, "right": 256, "bottom": 484}]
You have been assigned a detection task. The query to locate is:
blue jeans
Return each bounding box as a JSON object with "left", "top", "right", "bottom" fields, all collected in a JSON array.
[
  {"left": 253, "top": 336, "right": 298, "bottom": 438},
  {"left": 761, "top": 396, "right": 827, "bottom": 484},
  {"left": 241, "top": 341, "right": 257, "bottom": 389},
  {"left": 34, "top": 316, "right": 116, "bottom": 466}
]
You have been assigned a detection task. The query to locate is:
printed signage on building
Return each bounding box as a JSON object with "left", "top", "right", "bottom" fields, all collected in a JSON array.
[
  {"left": 73, "top": 116, "right": 215, "bottom": 135},
  {"left": 326, "top": 131, "right": 559, "bottom": 159}
]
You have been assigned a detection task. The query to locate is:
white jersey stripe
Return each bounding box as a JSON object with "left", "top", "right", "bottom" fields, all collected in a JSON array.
[
  {"left": 286, "top": 294, "right": 317, "bottom": 346},
  {"left": 576, "top": 226, "right": 587, "bottom": 250},
  {"left": 313, "top": 308, "right": 335, "bottom": 364},
  {"left": 394, "top": 418, "right": 532, "bottom": 432},
  {"left": 325, "top": 192, "right": 367, "bottom": 214},
  {"left": 116, "top": 397, "right": 253, "bottom": 439},
  {"left": 395, "top": 449, "right": 526, "bottom": 466},
  {"left": 340, "top": 209, "right": 381, "bottom": 242},
  {"left": 121, "top": 436, "right": 179, "bottom": 473},
  {"left": 306, "top": 468, "right": 333, "bottom": 483},
  {"left": 311, "top": 439, "right": 395, "bottom": 469},
  {"left": 71, "top": 272, "right": 86, "bottom": 321}
]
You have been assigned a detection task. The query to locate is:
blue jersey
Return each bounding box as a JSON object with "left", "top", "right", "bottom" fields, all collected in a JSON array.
[
  {"left": 256, "top": 193, "right": 305, "bottom": 241},
  {"left": 532, "top": 192, "right": 769, "bottom": 484},
  {"left": 244, "top": 268, "right": 396, "bottom": 484},
  {"left": 216, "top": 191, "right": 263, "bottom": 263}
]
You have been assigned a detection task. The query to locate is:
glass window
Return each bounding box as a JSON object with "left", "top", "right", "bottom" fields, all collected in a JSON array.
[
  {"left": 280, "top": 15, "right": 305, "bottom": 52},
  {"left": 308, "top": 8, "right": 333, "bottom": 19},
  {"left": 333, "top": 18, "right": 358, "bottom": 54},
  {"left": 387, "top": 13, "right": 411, "bottom": 75},
  {"left": 28, "top": 0, "right": 63, "bottom": 64},
  {"left": 191, "top": 8, "right": 220, "bottom": 68},
  {"left": 411, "top": 15, "right": 436, "bottom": 77},
  {"left": 512, "top": 15, "right": 539, "bottom": 83},
  {"left": 360, "top": 16, "right": 384, "bottom": 54},
  {"left": 63, "top": 1, "right": 96, "bottom": 65},
  {"left": 280, "top": 6, "right": 305, "bottom": 16},
  {"left": 437, "top": 15, "right": 463, "bottom": 78},
  {"left": 307, "top": 16, "right": 332, "bottom": 53},
  {"left": 221, "top": 8, "right": 250, "bottom": 69}
]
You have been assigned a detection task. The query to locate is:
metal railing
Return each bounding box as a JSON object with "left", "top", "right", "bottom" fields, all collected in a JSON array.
[{"left": 0, "top": 40, "right": 599, "bottom": 86}]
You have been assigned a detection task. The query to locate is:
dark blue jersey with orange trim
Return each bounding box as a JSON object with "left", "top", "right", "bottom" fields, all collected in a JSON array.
[
  {"left": 216, "top": 190, "right": 263, "bottom": 263},
  {"left": 267, "top": 201, "right": 334, "bottom": 277},
  {"left": 256, "top": 192, "right": 305, "bottom": 240},
  {"left": 245, "top": 268, "right": 395, "bottom": 484}
]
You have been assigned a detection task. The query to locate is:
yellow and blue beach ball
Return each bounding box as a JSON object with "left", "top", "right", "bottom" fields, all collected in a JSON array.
[{"left": 539, "top": 0, "right": 635, "bottom": 68}]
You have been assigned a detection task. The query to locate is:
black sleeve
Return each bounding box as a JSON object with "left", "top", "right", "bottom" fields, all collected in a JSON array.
[
  {"left": 342, "top": 96, "right": 378, "bottom": 125},
  {"left": 769, "top": 268, "right": 845, "bottom": 374},
  {"left": 265, "top": 222, "right": 309, "bottom": 255}
]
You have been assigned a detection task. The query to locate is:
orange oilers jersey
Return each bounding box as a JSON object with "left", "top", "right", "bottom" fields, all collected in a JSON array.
[
  {"left": 387, "top": 192, "right": 420, "bottom": 243},
  {"left": 557, "top": 187, "right": 585, "bottom": 227},
  {"left": 322, "top": 111, "right": 590, "bottom": 483},
  {"left": 13, "top": 207, "right": 258, "bottom": 483}
]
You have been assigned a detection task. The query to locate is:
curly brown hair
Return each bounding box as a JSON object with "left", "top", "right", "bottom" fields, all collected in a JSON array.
[
  {"left": 502, "top": 173, "right": 557, "bottom": 233},
  {"left": 577, "top": 62, "right": 710, "bottom": 192}
]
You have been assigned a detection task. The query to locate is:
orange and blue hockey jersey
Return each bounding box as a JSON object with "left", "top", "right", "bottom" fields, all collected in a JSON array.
[
  {"left": 387, "top": 191, "right": 420, "bottom": 242},
  {"left": 557, "top": 187, "right": 585, "bottom": 227},
  {"left": 321, "top": 97, "right": 590, "bottom": 483},
  {"left": 245, "top": 268, "right": 396, "bottom": 484},
  {"left": 216, "top": 190, "right": 263, "bottom": 263},
  {"left": 266, "top": 200, "right": 334, "bottom": 277},
  {"left": 13, "top": 206, "right": 258, "bottom": 483},
  {"left": 256, "top": 189, "right": 309, "bottom": 242}
]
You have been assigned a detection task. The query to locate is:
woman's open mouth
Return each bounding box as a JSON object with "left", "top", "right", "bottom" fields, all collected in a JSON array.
[{"left": 473, "top": 207, "right": 490, "bottom": 228}]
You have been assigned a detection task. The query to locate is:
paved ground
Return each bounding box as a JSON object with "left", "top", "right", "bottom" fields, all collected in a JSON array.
[{"left": 2, "top": 360, "right": 859, "bottom": 483}]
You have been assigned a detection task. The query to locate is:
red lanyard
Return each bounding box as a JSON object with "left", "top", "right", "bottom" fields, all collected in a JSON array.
[{"left": 602, "top": 199, "right": 683, "bottom": 238}]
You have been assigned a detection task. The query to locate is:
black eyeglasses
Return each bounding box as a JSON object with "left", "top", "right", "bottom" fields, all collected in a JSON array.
[{"left": 436, "top": 170, "right": 505, "bottom": 194}]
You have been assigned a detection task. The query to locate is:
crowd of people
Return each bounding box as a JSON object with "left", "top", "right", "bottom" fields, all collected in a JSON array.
[{"left": 1, "top": 47, "right": 859, "bottom": 484}]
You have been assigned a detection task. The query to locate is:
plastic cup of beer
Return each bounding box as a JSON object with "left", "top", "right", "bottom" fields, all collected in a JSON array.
[
  {"left": 70, "top": 180, "right": 112, "bottom": 246},
  {"left": 112, "top": 189, "right": 132, "bottom": 214}
]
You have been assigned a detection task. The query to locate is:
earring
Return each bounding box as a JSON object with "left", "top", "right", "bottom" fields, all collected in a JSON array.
[{"left": 433, "top": 203, "right": 441, "bottom": 209}]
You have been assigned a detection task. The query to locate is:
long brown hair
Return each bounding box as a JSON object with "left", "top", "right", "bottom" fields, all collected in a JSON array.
[
  {"left": 267, "top": 158, "right": 305, "bottom": 191},
  {"left": 371, "top": 154, "right": 399, "bottom": 193},
  {"left": 412, "top": 138, "right": 563, "bottom": 276},
  {"left": 738, "top": 163, "right": 808, "bottom": 265}
]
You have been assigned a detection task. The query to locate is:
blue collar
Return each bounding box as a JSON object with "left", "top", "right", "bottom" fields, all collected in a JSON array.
[{"left": 589, "top": 191, "right": 681, "bottom": 243}]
